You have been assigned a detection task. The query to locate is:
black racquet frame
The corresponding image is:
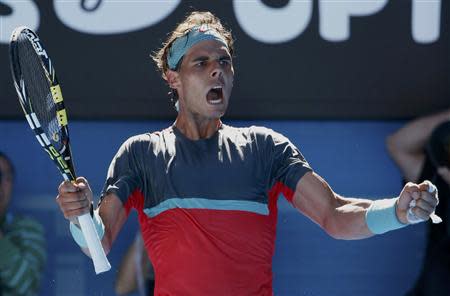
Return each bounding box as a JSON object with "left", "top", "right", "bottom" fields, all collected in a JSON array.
[{"left": 9, "top": 26, "right": 111, "bottom": 274}]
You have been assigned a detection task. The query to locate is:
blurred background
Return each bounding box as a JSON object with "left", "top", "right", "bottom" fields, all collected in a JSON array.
[{"left": 0, "top": 0, "right": 448, "bottom": 295}]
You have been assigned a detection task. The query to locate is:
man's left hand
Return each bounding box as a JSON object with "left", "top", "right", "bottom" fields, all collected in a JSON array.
[{"left": 396, "top": 181, "right": 439, "bottom": 224}]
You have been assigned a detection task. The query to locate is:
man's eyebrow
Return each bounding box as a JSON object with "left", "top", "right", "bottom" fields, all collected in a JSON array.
[
  {"left": 191, "top": 56, "right": 209, "bottom": 63},
  {"left": 190, "top": 53, "right": 231, "bottom": 63}
]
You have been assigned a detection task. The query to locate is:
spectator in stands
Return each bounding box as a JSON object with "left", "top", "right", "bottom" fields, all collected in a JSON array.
[
  {"left": 0, "top": 151, "right": 46, "bottom": 296},
  {"left": 115, "top": 231, "right": 155, "bottom": 296},
  {"left": 386, "top": 109, "right": 450, "bottom": 296}
]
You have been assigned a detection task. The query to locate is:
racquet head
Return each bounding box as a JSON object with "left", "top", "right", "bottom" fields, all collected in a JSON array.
[
  {"left": 9, "top": 28, "right": 112, "bottom": 274},
  {"left": 9, "top": 26, "right": 76, "bottom": 181}
]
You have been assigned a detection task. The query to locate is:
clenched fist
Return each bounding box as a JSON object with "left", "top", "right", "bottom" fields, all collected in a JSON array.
[
  {"left": 56, "top": 177, "right": 93, "bottom": 221},
  {"left": 396, "top": 180, "right": 440, "bottom": 224}
]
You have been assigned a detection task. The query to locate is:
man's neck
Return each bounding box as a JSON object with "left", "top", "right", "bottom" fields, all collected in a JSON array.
[{"left": 174, "top": 115, "right": 222, "bottom": 140}]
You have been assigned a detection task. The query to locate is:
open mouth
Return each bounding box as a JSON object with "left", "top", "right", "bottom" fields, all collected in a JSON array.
[{"left": 206, "top": 86, "right": 223, "bottom": 105}]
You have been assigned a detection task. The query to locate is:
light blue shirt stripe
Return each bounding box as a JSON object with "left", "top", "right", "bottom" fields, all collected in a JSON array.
[{"left": 144, "top": 198, "right": 269, "bottom": 218}]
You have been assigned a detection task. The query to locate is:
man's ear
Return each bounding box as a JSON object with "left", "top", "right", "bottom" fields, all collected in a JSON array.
[{"left": 166, "top": 70, "right": 181, "bottom": 89}]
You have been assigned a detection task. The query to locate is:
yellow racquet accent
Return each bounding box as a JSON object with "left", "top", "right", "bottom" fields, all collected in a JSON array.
[
  {"left": 57, "top": 109, "right": 68, "bottom": 126},
  {"left": 51, "top": 85, "right": 63, "bottom": 103}
]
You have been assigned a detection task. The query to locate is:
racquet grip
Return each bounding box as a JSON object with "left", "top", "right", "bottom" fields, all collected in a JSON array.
[{"left": 78, "top": 213, "right": 111, "bottom": 274}]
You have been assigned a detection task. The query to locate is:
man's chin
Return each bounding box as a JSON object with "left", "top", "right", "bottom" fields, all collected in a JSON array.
[
  {"left": 208, "top": 109, "right": 226, "bottom": 120},
  {"left": 209, "top": 102, "right": 228, "bottom": 114}
]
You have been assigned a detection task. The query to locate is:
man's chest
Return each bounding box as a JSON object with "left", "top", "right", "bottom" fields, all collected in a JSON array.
[{"left": 145, "top": 141, "right": 271, "bottom": 206}]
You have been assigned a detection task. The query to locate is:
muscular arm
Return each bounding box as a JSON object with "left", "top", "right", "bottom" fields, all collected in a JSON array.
[
  {"left": 386, "top": 109, "right": 450, "bottom": 182},
  {"left": 97, "top": 193, "right": 128, "bottom": 255},
  {"left": 292, "top": 172, "right": 373, "bottom": 240},
  {"left": 292, "top": 172, "right": 438, "bottom": 238}
]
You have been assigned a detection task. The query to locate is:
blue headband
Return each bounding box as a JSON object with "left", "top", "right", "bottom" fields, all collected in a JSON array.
[{"left": 167, "top": 24, "right": 228, "bottom": 70}]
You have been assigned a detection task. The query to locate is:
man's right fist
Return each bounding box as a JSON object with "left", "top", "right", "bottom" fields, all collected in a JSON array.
[{"left": 56, "top": 177, "right": 93, "bottom": 220}]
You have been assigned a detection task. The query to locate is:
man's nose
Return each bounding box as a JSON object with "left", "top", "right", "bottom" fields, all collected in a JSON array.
[{"left": 210, "top": 62, "right": 223, "bottom": 78}]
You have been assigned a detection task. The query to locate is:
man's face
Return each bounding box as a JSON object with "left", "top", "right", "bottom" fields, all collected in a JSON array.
[
  {"left": 0, "top": 157, "right": 13, "bottom": 217},
  {"left": 176, "top": 39, "right": 234, "bottom": 120}
]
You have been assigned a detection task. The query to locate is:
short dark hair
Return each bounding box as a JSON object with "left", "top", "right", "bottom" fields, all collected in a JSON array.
[{"left": 426, "top": 121, "right": 450, "bottom": 168}]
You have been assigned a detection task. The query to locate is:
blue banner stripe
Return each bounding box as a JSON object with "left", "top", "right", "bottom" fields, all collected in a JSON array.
[{"left": 143, "top": 198, "right": 269, "bottom": 217}]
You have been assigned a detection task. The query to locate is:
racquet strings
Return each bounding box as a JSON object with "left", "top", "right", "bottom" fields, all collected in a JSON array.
[{"left": 16, "top": 32, "right": 64, "bottom": 152}]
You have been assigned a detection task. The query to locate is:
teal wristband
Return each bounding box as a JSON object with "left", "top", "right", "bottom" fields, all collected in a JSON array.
[
  {"left": 69, "top": 210, "right": 105, "bottom": 248},
  {"left": 366, "top": 198, "right": 407, "bottom": 234}
]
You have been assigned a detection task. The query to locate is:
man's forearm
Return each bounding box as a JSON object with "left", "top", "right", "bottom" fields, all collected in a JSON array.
[{"left": 326, "top": 196, "right": 374, "bottom": 240}]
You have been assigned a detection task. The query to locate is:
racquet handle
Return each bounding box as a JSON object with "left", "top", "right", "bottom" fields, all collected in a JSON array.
[{"left": 78, "top": 213, "right": 111, "bottom": 274}]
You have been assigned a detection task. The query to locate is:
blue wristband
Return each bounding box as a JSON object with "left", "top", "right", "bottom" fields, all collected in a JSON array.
[
  {"left": 366, "top": 198, "right": 407, "bottom": 234},
  {"left": 69, "top": 210, "right": 105, "bottom": 248}
]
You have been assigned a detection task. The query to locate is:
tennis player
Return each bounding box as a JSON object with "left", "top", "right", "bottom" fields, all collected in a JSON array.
[{"left": 56, "top": 11, "right": 439, "bottom": 296}]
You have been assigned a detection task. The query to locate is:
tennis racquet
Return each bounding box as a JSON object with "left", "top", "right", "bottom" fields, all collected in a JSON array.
[{"left": 9, "top": 26, "right": 111, "bottom": 274}]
